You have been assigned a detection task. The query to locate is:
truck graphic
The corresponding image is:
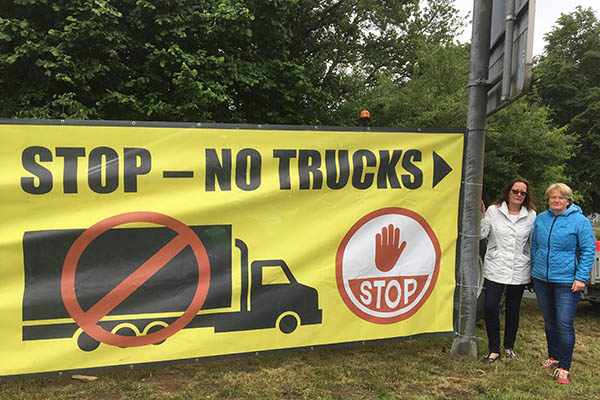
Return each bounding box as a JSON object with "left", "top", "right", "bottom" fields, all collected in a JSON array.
[{"left": 22, "top": 225, "right": 322, "bottom": 351}]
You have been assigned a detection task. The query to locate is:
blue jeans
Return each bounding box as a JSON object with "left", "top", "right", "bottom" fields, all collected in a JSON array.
[
  {"left": 533, "top": 278, "right": 581, "bottom": 370},
  {"left": 483, "top": 279, "right": 526, "bottom": 353}
]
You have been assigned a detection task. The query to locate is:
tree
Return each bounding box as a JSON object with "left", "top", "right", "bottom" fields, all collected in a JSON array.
[
  {"left": 0, "top": 0, "right": 327, "bottom": 124},
  {"left": 0, "top": 0, "right": 465, "bottom": 125},
  {"left": 330, "top": 41, "right": 470, "bottom": 127},
  {"left": 534, "top": 7, "right": 600, "bottom": 213},
  {"left": 292, "top": 0, "right": 467, "bottom": 125},
  {"left": 484, "top": 97, "right": 574, "bottom": 209}
]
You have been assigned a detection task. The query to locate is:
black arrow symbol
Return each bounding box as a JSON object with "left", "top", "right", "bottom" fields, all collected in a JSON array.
[{"left": 433, "top": 152, "right": 452, "bottom": 188}]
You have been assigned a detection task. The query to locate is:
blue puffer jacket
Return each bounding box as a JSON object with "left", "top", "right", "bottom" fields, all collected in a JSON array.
[{"left": 531, "top": 204, "right": 596, "bottom": 283}]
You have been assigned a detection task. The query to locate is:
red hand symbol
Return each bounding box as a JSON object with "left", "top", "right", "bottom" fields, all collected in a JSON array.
[{"left": 375, "top": 224, "right": 407, "bottom": 272}]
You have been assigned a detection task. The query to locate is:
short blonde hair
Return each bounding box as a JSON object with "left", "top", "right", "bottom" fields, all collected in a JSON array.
[{"left": 545, "top": 183, "right": 573, "bottom": 205}]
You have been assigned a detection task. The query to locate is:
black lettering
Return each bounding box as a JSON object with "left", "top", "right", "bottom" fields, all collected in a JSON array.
[
  {"left": 56, "top": 147, "right": 85, "bottom": 193},
  {"left": 205, "top": 149, "right": 231, "bottom": 191},
  {"left": 352, "top": 150, "right": 376, "bottom": 189},
  {"left": 326, "top": 150, "right": 350, "bottom": 189},
  {"left": 273, "top": 149, "right": 296, "bottom": 190},
  {"left": 21, "top": 146, "right": 53, "bottom": 194},
  {"left": 298, "top": 150, "right": 322, "bottom": 190},
  {"left": 88, "top": 147, "right": 119, "bottom": 193},
  {"left": 377, "top": 150, "right": 402, "bottom": 189},
  {"left": 235, "top": 148, "right": 261, "bottom": 191},
  {"left": 401, "top": 150, "right": 423, "bottom": 189},
  {"left": 124, "top": 148, "right": 151, "bottom": 192}
]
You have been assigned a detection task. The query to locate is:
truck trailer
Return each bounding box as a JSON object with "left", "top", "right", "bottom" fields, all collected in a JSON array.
[{"left": 22, "top": 224, "right": 322, "bottom": 351}]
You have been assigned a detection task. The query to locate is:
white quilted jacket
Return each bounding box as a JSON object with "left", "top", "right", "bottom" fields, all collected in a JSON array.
[{"left": 480, "top": 201, "right": 537, "bottom": 285}]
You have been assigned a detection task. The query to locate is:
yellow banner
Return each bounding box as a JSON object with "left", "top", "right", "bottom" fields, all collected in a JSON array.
[{"left": 0, "top": 121, "right": 464, "bottom": 378}]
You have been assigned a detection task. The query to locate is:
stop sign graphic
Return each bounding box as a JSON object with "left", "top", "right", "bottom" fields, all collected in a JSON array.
[{"left": 336, "top": 208, "right": 441, "bottom": 324}]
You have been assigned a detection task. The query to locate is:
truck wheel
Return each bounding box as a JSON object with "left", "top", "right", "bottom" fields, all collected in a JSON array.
[
  {"left": 590, "top": 300, "right": 600, "bottom": 312},
  {"left": 144, "top": 322, "right": 167, "bottom": 345},
  {"left": 114, "top": 325, "right": 137, "bottom": 348},
  {"left": 77, "top": 331, "right": 100, "bottom": 352},
  {"left": 277, "top": 313, "right": 299, "bottom": 334}
]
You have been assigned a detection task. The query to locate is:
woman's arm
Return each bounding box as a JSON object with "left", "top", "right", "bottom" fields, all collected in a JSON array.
[
  {"left": 531, "top": 221, "right": 539, "bottom": 266},
  {"left": 480, "top": 202, "right": 492, "bottom": 239},
  {"left": 574, "top": 218, "right": 597, "bottom": 284}
]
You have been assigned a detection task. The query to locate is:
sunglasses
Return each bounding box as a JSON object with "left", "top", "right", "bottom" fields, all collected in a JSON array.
[{"left": 511, "top": 189, "right": 527, "bottom": 196}]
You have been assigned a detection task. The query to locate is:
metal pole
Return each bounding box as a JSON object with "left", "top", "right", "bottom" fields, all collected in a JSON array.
[
  {"left": 501, "top": 0, "right": 515, "bottom": 101},
  {"left": 451, "top": 0, "right": 492, "bottom": 357}
]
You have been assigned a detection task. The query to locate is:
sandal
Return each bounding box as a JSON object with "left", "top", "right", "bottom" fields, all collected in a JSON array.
[
  {"left": 505, "top": 349, "right": 516, "bottom": 359},
  {"left": 481, "top": 352, "right": 501, "bottom": 363}
]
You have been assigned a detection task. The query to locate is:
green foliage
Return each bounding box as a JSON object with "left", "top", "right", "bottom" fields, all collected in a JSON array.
[
  {"left": 483, "top": 98, "right": 574, "bottom": 210},
  {"left": 296, "top": 0, "right": 466, "bottom": 125},
  {"left": 0, "top": 0, "right": 466, "bottom": 125},
  {"left": 355, "top": 42, "right": 470, "bottom": 129},
  {"left": 0, "top": 0, "right": 327, "bottom": 124},
  {"left": 534, "top": 7, "right": 600, "bottom": 213}
]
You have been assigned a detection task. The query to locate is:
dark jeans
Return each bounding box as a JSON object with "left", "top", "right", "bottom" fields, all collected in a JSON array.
[
  {"left": 483, "top": 279, "right": 526, "bottom": 354},
  {"left": 533, "top": 278, "right": 581, "bottom": 371}
]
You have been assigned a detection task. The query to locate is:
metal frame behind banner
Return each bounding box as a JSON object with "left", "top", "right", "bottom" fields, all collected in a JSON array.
[
  {"left": 487, "top": 0, "right": 536, "bottom": 116},
  {"left": 0, "top": 118, "right": 463, "bottom": 134}
]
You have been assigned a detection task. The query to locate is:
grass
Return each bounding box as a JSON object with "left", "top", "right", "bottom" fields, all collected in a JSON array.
[{"left": 1, "top": 298, "right": 600, "bottom": 399}]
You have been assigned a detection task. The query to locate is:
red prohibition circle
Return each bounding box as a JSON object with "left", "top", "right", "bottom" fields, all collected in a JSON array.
[
  {"left": 61, "top": 212, "right": 210, "bottom": 347},
  {"left": 336, "top": 207, "right": 441, "bottom": 324}
]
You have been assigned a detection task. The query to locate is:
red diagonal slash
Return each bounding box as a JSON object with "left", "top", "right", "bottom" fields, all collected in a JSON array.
[
  {"left": 61, "top": 212, "right": 210, "bottom": 347},
  {"left": 82, "top": 233, "right": 190, "bottom": 325}
]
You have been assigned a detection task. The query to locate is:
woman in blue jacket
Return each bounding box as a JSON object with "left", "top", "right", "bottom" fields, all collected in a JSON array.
[{"left": 531, "top": 183, "right": 596, "bottom": 385}]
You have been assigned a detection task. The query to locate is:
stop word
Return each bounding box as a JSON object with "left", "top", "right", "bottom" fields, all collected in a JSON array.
[
  {"left": 348, "top": 276, "right": 428, "bottom": 313},
  {"left": 21, "top": 146, "right": 151, "bottom": 194}
]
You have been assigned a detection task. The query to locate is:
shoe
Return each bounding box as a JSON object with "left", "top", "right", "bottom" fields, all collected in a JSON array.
[
  {"left": 553, "top": 368, "right": 570, "bottom": 385},
  {"left": 481, "top": 353, "right": 501, "bottom": 363},
  {"left": 504, "top": 349, "right": 516, "bottom": 359},
  {"left": 541, "top": 358, "right": 559, "bottom": 368}
]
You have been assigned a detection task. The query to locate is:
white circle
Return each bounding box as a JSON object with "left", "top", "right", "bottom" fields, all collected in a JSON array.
[{"left": 341, "top": 214, "right": 437, "bottom": 318}]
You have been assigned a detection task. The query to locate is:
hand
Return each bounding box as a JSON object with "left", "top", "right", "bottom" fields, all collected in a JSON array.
[
  {"left": 571, "top": 280, "right": 586, "bottom": 292},
  {"left": 375, "top": 224, "right": 407, "bottom": 272},
  {"left": 481, "top": 200, "right": 486, "bottom": 217}
]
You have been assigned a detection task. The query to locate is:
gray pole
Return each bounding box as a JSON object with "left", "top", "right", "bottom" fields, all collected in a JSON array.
[
  {"left": 501, "top": 0, "right": 516, "bottom": 101},
  {"left": 451, "top": 0, "right": 492, "bottom": 357}
]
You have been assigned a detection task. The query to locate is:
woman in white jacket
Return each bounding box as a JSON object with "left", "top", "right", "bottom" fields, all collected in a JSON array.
[{"left": 480, "top": 178, "right": 537, "bottom": 363}]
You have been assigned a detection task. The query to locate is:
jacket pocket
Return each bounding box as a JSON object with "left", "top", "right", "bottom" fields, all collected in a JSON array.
[{"left": 486, "top": 245, "right": 498, "bottom": 259}]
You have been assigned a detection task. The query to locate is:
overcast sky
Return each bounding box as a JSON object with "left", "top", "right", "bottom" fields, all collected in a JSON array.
[{"left": 453, "top": 0, "right": 599, "bottom": 55}]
